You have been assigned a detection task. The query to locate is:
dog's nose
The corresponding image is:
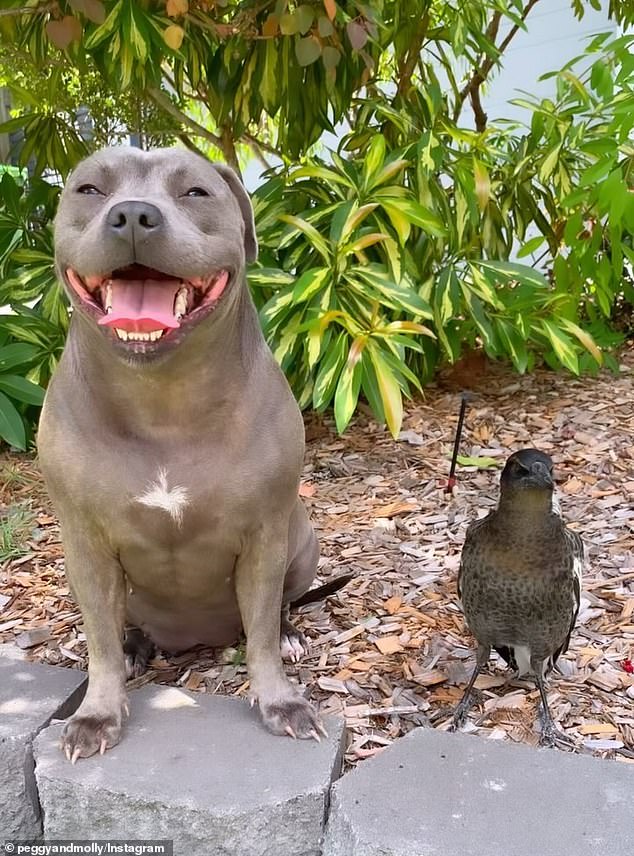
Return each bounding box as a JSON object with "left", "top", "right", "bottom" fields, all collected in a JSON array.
[{"left": 106, "top": 201, "right": 164, "bottom": 243}]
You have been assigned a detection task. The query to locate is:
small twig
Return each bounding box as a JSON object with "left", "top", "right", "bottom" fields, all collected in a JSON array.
[
  {"left": 0, "top": 2, "right": 55, "bottom": 17},
  {"left": 147, "top": 87, "right": 223, "bottom": 149},
  {"left": 396, "top": 12, "right": 429, "bottom": 97},
  {"left": 454, "top": 0, "right": 542, "bottom": 130}
]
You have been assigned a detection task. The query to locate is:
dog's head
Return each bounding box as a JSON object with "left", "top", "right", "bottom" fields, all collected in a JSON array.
[{"left": 54, "top": 147, "right": 257, "bottom": 356}]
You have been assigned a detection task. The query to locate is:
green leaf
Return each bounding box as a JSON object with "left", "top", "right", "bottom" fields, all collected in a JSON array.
[
  {"left": 295, "top": 36, "right": 321, "bottom": 66},
  {"left": 322, "top": 46, "right": 341, "bottom": 69},
  {"left": 278, "top": 214, "right": 331, "bottom": 262},
  {"left": 381, "top": 202, "right": 411, "bottom": 244},
  {"left": 334, "top": 343, "right": 364, "bottom": 433},
  {"left": 259, "top": 285, "right": 295, "bottom": 329},
  {"left": 369, "top": 159, "right": 409, "bottom": 190},
  {"left": 456, "top": 455, "right": 499, "bottom": 468},
  {"left": 473, "top": 158, "right": 490, "bottom": 213},
  {"left": 557, "top": 318, "right": 602, "bottom": 365},
  {"left": 539, "top": 145, "right": 561, "bottom": 182},
  {"left": 368, "top": 345, "right": 403, "bottom": 439},
  {"left": 352, "top": 268, "right": 433, "bottom": 317},
  {"left": 340, "top": 203, "right": 378, "bottom": 244},
  {"left": 476, "top": 261, "right": 550, "bottom": 290},
  {"left": 295, "top": 5, "right": 314, "bottom": 35},
  {"left": 517, "top": 235, "right": 545, "bottom": 258},
  {"left": 389, "top": 199, "right": 446, "bottom": 237},
  {"left": 0, "top": 390, "right": 26, "bottom": 450},
  {"left": 539, "top": 320, "right": 579, "bottom": 374},
  {"left": 0, "top": 374, "right": 45, "bottom": 406},
  {"left": 292, "top": 267, "right": 330, "bottom": 303},
  {"left": 312, "top": 331, "right": 348, "bottom": 411},
  {"left": 496, "top": 319, "right": 528, "bottom": 373},
  {"left": 0, "top": 343, "right": 39, "bottom": 371},
  {"left": 363, "top": 135, "right": 386, "bottom": 189}
]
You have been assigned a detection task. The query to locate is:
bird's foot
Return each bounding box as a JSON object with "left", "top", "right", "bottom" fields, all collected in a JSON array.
[
  {"left": 450, "top": 696, "right": 476, "bottom": 731},
  {"left": 540, "top": 719, "right": 576, "bottom": 750}
]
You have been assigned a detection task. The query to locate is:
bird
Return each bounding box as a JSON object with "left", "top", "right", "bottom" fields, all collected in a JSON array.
[{"left": 453, "top": 448, "right": 583, "bottom": 747}]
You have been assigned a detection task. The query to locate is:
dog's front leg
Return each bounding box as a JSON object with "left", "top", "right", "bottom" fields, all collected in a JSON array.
[
  {"left": 235, "top": 517, "right": 325, "bottom": 741},
  {"left": 59, "top": 527, "right": 128, "bottom": 762}
]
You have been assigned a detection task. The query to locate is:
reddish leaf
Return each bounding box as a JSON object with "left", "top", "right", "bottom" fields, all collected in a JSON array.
[
  {"left": 83, "top": 0, "right": 106, "bottom": 23},
  {"left": 347, "top": 21, "right": 368, "bottom": 51},
  {"left": 323, "top": 0, "right": 337, "bottom": 21},
  {"left": 166, "top": 0, "right": 188, "bottom": 17},
  {"left": 46, "top": 16, "right": 82, "bottom": 49},
  {"left": 262, "top": 13, "right": 278, "bottom": 37},
  {"left": 322, "top": 45, "right": 340, "bottom": 69}
]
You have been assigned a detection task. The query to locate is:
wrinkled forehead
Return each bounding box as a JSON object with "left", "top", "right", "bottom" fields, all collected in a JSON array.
[{"left": 64, "top": 148, "right": 225, "bottom": 194}]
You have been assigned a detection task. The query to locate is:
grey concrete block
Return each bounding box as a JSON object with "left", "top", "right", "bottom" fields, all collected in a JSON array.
[
  {"left": 35, "top": 685, "right": 345, "bottom": 856},
  {"left": 323, "top": 728, "right": 634, "bottom": 856},
  {"left": 0, "top": 659, "right": 86, "bottom": 840}
]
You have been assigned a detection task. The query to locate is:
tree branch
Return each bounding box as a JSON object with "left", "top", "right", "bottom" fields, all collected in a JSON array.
[
  {"left": 219, "top": 124, "right": 241, "bottom": 177},
  {"left": 0, "top": 3, "right": 55, "bottom": 17},
  {"left": 453, "top": 0, "right": 541, "bottom": 131},
  {"left": 147, "top": 87, "right": 224, "bottom": 149},
  {"left": 242, "top": 132, "right": 273, "bottom": 170},
  {"left": 396, "top": 11, "right": 430, "bottom": 97}
]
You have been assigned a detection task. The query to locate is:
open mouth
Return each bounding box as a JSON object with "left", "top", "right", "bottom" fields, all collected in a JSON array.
[{"left": 65, "top": 264, "right": 230, "bottom": 344}]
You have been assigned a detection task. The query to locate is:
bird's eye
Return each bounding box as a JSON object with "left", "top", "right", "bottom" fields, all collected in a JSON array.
[
  {"left": 77, "top": 184, "right": 103, "bottom": 196},
  {"left": 185, "top": 187, "right": 209, "bottom": 197}
]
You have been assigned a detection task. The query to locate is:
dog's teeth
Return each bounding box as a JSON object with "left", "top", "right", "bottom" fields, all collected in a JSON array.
[
  {"left": 148, "top": 330, "right": 164, "bottom": 342},
  {"left": 174, "top": 288, "right": 188, "bottom": 320},
  {"left": 115, "top": 328, "right": 128, "bottom": 341},
  {"left": 105, "top": 283, "right": 113, "bottom": 313}
]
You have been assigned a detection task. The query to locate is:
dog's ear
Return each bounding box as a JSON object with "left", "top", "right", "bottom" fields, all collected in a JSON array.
[{"left": 212, "top": 163, "right": 258, "bottom": 263}]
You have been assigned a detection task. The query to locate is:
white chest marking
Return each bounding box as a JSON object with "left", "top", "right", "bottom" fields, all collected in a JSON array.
[
  {"left": 551, "top": 493, "right": 561, "bottom": 516},
  {"left": 136, "top": 468, "right": 190, "bottom": 527},
  {"left": 513, "top": 645, "right": 532, "bottom": 677}
]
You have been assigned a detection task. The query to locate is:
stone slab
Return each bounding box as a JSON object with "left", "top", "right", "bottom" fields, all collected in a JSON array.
[
  {"left": 323, "top": 727, "right": 634, "bottom": 856},
  {"left": 35, "top": 685, "right": 345, "bottom": 856},
  {"left": 0, "top": 659, "right": 86, "bottom": 840}
]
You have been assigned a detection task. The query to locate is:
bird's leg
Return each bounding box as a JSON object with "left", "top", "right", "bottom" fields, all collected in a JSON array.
[
  {"left": 534, "top": 662, "right": 575, "bottom": 750},
  {"left": 451, "top": 644, "right": 490, "bottom": 731}
]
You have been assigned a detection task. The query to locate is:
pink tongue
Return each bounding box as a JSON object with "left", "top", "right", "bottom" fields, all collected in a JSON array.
[{"left": 98, "top": 280, "right": 182, "bottom": 332}]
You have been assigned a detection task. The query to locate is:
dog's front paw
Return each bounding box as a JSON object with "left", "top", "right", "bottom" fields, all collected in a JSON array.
[
  {"left": 61, "top": 711, "right": 124, "bottom": 763},
  {"left": 260, "top": 694, "right": 327, "bottom": 742}
]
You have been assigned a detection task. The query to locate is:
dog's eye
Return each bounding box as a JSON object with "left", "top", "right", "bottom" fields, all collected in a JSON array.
[
  {"left": 77, "top": 184, "right": 103, "bottom": 196},
  {"left": 184, "top": 187, "right": 209, "bottom": 197}
]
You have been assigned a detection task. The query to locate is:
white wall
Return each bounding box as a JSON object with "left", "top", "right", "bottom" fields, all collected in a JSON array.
[{"left": 480, "top": 0, "right": 617, "bottom": 126}]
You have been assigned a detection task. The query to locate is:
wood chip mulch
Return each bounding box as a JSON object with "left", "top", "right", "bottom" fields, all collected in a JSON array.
[{"left": 1, "top": 345, "right": 633, "bottom": 770}]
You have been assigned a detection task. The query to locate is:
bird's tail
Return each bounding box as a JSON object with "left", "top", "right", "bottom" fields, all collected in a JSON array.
[{"left": 290, "top": 573, "right": 354, "bottom": 608}]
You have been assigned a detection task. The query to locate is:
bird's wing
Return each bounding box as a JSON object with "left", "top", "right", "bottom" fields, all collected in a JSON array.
[
  {"left": 457, "top": 515, "right": 489, "bottom": 602},
  {"left": 553, "top": 528, "right": 584, "bottom": 664}
]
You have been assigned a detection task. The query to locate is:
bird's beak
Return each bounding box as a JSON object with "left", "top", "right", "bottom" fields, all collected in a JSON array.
[{"left": 528, "top": 461, "right": 554, "bottom": 488}]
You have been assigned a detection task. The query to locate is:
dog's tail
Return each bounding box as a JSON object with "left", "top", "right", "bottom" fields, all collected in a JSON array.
[{"left": 290, "top": 573, "right": 354, "bottom": 608}]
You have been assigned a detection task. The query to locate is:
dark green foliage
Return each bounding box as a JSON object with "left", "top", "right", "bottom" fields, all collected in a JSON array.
[{"left": 0, "top": 1, "right": 631, "bottom": 438}]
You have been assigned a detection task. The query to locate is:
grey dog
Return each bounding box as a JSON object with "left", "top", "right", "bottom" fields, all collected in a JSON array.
[{"left": 38, "top": 147, "right": 323, "bottom": 761}]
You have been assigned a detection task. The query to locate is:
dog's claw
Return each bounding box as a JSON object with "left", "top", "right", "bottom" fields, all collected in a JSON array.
[
  {"left": 308, "top": 728, "right": 321, "bottom": 743},
  {"left": 64, "top": 745, "right": 72, "bottom": 762},
  {"left": 99, "top": 738, "right": 107, "bottom": 756},
  {"left": 317, "top": 722, "right": 329, "bottom": 739},
  {"left": 71, "top": 746, "right": 82, "bottom": 765},
  {"left": 285, "top": 724, "right": 297, "bottom": 739}
]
